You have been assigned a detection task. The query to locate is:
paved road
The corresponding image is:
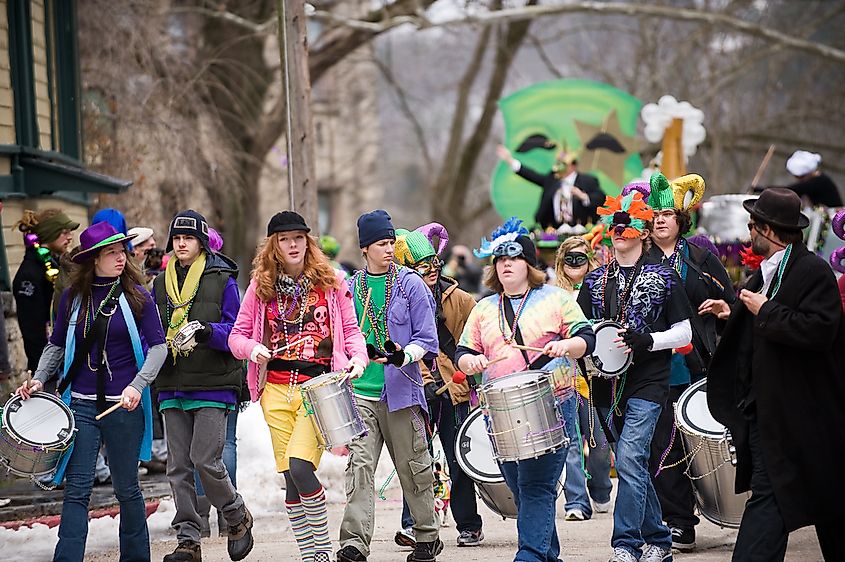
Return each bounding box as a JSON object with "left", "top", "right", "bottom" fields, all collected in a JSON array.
[{"left": 87, "top": 487, "right": 823, "bottom": 562}]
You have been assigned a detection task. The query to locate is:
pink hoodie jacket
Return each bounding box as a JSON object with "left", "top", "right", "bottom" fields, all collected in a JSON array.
[{"left": 228, "top": 270, "right": 368, "bottom": 402}]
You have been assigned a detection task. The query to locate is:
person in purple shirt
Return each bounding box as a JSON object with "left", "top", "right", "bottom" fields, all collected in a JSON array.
[
  {"left": 17, "top": 221, "right": 167, "bottom": 562},
  {"left": 151, "top": 210, "right": 254, "bottom": 562}
]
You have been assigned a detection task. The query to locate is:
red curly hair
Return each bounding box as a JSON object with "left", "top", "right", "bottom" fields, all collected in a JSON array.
[{"left": 251, "top": 233, "right": 339, "bottom": 303}]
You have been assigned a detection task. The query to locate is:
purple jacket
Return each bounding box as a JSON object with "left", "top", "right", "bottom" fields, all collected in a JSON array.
[{"left": 349, "top": 267, "right": 438, "bottom": 412}]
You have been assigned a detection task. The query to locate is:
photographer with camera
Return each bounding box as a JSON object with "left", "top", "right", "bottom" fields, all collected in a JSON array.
[{"left": 129, "top": 226, "right": 165, "bottom": 290}]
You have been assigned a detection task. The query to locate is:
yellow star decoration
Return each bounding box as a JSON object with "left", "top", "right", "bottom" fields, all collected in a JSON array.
[{"left": 574, "top": 109, "right": 640, "bottom": 187}]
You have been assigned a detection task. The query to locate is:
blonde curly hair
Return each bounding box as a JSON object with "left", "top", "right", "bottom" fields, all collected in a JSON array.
[{"left": 554, "top": 237, "right": 599, "bottom": 291}]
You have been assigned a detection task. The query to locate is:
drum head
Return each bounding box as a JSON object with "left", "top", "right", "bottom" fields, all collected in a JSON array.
[
  {"left": 300, "top": 371, "right": 344, "bottom": 389},
  {"left": 2, "top": 392, "right": 74, "bottom": 447},
  {"left": 592, "top": 321, "right": 632, "bottom": 376},
  {"left": 455, "top": 408, "right": 504, "bottom": 484},
  {"left": 480, "top": 370, "right": 547, "bottom": 392},
  {"left": 676, "top": 379, "right": 724, "bottom": 438}
]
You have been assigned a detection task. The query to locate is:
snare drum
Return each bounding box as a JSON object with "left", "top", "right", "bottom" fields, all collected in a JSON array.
[
  {"left": 300, "top": 371, "right": 367, "bottom": 449},
  {"left": 480, "top": 370, "right": 567, "bottom": 462},
  {"left": 455, "top": 408, "right": 518, "bottom": 519},
  {"left": 675, "top": 379, "right": 749, "bottom": 528},
  {"left": 590, "top": 320, "right": 632, "bottom": 378},
  {"left": 0, "top": 392, "right": 75, "bottom": 477}
]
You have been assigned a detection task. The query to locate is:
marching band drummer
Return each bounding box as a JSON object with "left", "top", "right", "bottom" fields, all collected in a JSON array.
[
  {"left": 16, "top": 222, "right": 167, "bottom": 562},
  {"left": 455, "top": 218, "right": 595, "bottom": 562},
  {"left": 228, "top": 211, "right": 367, "bottom": 562},
  {"left": 576, "top": 190, "right": 692, "bottom": 562}
]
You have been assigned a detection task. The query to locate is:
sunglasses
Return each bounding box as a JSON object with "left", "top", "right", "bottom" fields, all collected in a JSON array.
[
  {"left": 747, "top": 222, "right": 757, "bottom": 232},
  {"left": 563, "top": 252, "right": 589, "bottom": 267},
  {"left": 492, "top": 241, "right": 525, "bottom": 259},
  {"left": 412, "top": 257, "right": 442, "bottom": 276}
]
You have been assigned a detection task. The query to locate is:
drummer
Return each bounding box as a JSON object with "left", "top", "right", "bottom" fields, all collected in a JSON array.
[
  {"left": 16, "top": 222, "right": 167, "bottom": 561},
  {"left": 455, "top": 218, "right": 595, "bottom": 562},
  {"left": 229, "top": 211, "right": 367, "bottom": 562},
  {"left": 645, "top": 172, "right": 735, "bottom": 552},
  {"left": 576, "top": 190, "right": 692, "bottom": 562}
]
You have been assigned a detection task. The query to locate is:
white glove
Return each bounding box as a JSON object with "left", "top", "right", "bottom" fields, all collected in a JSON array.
[
  {"left": 345, "top": 357, "right": 366, "bottom": 379},
  {"left": 250, "top": 343, "right": 272, "bottom": 363},
  {"left": 172, "top": 320, "right": 205, "bottom": 354}
]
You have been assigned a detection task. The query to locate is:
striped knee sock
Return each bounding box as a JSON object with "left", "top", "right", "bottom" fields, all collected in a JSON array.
[
  {"left": 300, "top": 487, "right": 332, "bottom": 556},
  {"left": 285, "top": 500, "right": 314, "bottom": 562}
]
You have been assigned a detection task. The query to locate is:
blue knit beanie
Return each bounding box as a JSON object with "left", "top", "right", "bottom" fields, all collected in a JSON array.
[{"left": 357, "top": 210, "right": 395, "bottom": 248}]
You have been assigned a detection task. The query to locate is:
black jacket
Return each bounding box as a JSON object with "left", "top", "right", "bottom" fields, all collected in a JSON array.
[
  {"left": 515, "top": 164, "right": 603, "bottom": 228},
  {"left": 784, "top": 173, "right": 842, "bottom": 207},
  {"left": 707, "top": 244, "right": 845, "bottom": 531},
  {"left": 13, "top": 247, "right": 56, "bottom": 371}
]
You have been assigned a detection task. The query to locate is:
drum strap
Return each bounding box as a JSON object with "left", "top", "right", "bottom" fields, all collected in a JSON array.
[{"left": 502, "top": 296, "right": 553, "bottom": 370}]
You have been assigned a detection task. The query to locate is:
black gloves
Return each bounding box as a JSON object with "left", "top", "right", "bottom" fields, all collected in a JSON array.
[
  {"left": 194, "top": 321, "right": 212, "bottom": 343},
  {"left": 367, "top": 342, "right": 405, "bottom": 366},
  {"left": 621, "top": 329, "right": 653, "bottom": 353},
  {"left": 424, "top": 382, "right": 439, "bottom": 403}
]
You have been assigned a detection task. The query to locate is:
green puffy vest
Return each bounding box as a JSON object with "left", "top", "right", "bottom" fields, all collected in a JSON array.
[{"left": 153, "top": 257, "right": 242, "bottom": 393}]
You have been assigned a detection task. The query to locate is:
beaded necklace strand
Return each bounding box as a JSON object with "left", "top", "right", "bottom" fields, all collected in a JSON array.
[
  {"left": 166, "top": 282, "right": 201, "bottom": 330},
  {"left": 356, "top": 263, "right": 397, "bottom": 351},
  {"left": 599, "top": 256, "right": 643, "bottom": 323},
  {"left": 276, "top": 282, "right": 311, "bottom": 402},
  {"left": 84, "top": 280, "right": 120, "bottom": 372},
  {"left": 765, "top": 243, "right": 792, "bottom": 299},
  {"left": 497, "top": 289, "right": 533, "bottom": 345}
]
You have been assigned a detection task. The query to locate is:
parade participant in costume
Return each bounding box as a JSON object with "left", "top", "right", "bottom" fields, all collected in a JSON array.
[
  {"left": 639, "top": 173, "right": 734, "bottom": 551},
  {"left": 153, "top": 210, "right": 254, "bottom": 562},
  {"left": 456, "top": 218, "right": 595, "bottom": 562},
  {"left": 553, "top": 236, "right": 613, "bottom": 522},
  {"left": 337, "top": 210, "right": 442, "bottom": 562},
  {"left": 13, "top": 209, "right": 79, "bottom": 373},
  {"left": 496, "top": 145, "right": 603, "bottom": 228},
  {"left": 229, "top": 211, "right": 367, "bottom": 562},
  {"left": 576, "top": 192, "right": 692, "bottom": 562},
  {"left": 781, "top": 150, "right": 842, "bottom": 207},
  {"left": 16, "top": 222, "right": 167, "bottom": 561},
  {"left": 706, "top": 189, "right": 845, "bottom": 561},
  {"left": 393, "top": 223, "right": 484, "bottom": 549}
]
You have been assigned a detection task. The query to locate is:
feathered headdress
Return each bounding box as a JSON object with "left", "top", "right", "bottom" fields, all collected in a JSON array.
[
  {"left": 474, "top": 216, "right": 529, "bottom": 259},
  {"left": 597, "top": 192, "right": 654, "bottom": 238}
]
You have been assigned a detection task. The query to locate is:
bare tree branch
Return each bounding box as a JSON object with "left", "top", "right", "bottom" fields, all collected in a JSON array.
[{"left": 528, "top": 33, "right": 562, "bottom": 78}]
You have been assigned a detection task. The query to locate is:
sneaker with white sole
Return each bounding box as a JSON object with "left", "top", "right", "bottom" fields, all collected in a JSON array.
[
  {"left": 608, "top": 547, "right": 638, "bottom": 562},
  {"left": 593, "top": 499, "right": 613, "bottom": 513},
  {"left": 565, "top": 508, "right": 588, "bottom": 521},
  {"left": 641, "top": 544, "right": 673, "bottom": 562},
  {"left": 456, "top": 529, "right": 484, "bottom": 547},
  {"left": 394, "top": 527, "right": 416, "bottom": 549},
  {"left": 670, "top": 527, "right": 696, "bottom": 551}
]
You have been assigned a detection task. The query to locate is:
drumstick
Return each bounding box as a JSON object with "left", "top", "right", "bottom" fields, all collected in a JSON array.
[
  {"left": 358, "top": 288, "right": 372, "bottom": 332},
  {"left": 438, "top": 356, "right": 506, "bottom": 393},
  {"left": 270, "top": 341, "right": 301, "bottom": 355},
  {"left": 748, "top": 144, "right": 775, "bottom": 193},
  {"left": 511, "top": 344, "right": 546, "bottom": 353},
  {"left": 95, "top": 400, "right": 126, "bottom": 421}
]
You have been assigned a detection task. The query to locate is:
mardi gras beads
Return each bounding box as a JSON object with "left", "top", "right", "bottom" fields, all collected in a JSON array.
[{"left": 24, "top": 232, "right": 60, "bottom": 283}]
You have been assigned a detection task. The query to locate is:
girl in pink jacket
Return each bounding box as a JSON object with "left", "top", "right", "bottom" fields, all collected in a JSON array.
[{"left": 229, "top": 212, "right": 367, "bottom": 562}]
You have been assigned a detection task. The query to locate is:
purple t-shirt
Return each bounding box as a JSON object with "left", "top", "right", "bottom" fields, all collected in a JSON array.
[{"left": 50, "top": 278, "right": 166, "bottom": 396}]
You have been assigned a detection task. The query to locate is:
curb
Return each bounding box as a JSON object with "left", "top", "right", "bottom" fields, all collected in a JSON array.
[{"left": 0, "top": 499, "right": 161, "bottom": 531}]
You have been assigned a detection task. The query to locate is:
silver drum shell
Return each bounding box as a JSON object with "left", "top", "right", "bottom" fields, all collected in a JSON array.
[{"left": 300, "top": 372, "right": 367, "bottom": 449}]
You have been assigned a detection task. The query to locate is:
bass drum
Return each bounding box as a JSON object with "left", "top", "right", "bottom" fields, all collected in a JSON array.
[{"left": 455, "top": 408, "right": 517, "bottom": 520}]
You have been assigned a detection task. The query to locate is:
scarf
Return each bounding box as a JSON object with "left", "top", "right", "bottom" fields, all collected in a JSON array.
[{"left": 165, "top": 251, "right": 206, "bottom": 355}]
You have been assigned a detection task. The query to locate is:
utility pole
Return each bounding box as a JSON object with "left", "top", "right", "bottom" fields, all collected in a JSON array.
[{"left": 277, "top": 0, "right": 318, "bottom": 231}]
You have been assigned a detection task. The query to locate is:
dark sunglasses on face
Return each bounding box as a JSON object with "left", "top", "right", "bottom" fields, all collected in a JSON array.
[
  {"left": 492, "top": 241, "right": 525, "bottom": 259},
  {"left": 747, "top": 222, "right": 757, "bottom": 232},
  {"left": 412, "top": 257, "right": 442, "bottom": 276},
  {"left": 563, "top": 252, "right": 589, "bottom": 267}
]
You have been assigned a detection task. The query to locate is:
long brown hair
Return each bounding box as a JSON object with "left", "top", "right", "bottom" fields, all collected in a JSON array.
[
  {"left": 554, "top": 237, "right": 599, "bottom": 291},
  {"left": 67, "top": 244, "right": 148, "bottom": 316},
  {"left": 251, "top": 232, "right": 339, "bottom": 302}
]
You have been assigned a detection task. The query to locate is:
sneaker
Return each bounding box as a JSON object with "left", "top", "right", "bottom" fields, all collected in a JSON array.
[
  {"left": 608, "top": 547, "right": 638, "bottom": 562},
  {"left": 163, "top": 540, "right": 202, "bottom": 562},
  {"left": 670, "top": 527, "right": 696, "bottom": 551},
  {"left": 226, "top": 507, "right": 254, "bottom": 561},
  {"left": 594, "top": 499, "right": 613, "bottom": 513},
  {"left": 337, "top": 545, "right": 368, "bottom": 562},
  {"left": 456, "top": 529, "right": 484, "bottom": 547},
  {"left": 641, "top": 544, "right": 673, "bottom": 562},
  {"left": 394, "top": 527, "right": 416, "bottom": 548},
  {"left": 565, "top": 508, "right": 588, "bottom": 521},
  {"left": 407, "top": 539, "right": 444, "bottom": 562},
  {"left": 314, "top": 553, "right": 332, "bottom": 562}
]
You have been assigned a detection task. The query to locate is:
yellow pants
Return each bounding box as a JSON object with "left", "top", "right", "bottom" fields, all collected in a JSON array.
[{"left": 260, "top": 382, "right": 324, "bottom": 472}]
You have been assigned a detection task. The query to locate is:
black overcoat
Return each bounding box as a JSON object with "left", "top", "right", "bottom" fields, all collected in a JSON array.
[
  {"left": 707, "top": 244, "right": 845, "bottom": 531},
  {"left": 515, "top": 164, "right": 603, "bottom": 228}
]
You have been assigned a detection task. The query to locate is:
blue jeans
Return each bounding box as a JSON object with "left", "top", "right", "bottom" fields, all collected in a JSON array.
[
  {"left": 500, "top": 445, "right": 566, "bottom": 562},
  {"left": 55, "top": 399, "right": 149, "bottom": 562},
  {"left": 612, "top": 398, "right": 671, "bottom": 557},
  {"left": 577, "top": 396, "right": 612, "bottom": 504},
  {"left": 561, "top": 393, "right": 591, "bottom": 516},
  {"left": 195, "top": 409, "right": 238, "bottom": 494}
]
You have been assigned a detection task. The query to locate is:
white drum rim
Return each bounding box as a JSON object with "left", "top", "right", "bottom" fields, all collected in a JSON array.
[
  {"left": 299, "top": 370, "right": 345, "bottom": 390},
  {"left": 675, "top": 379, "right": 724, "bottom": 438},
  {"left": 2, "top": 392, "right": 75, "bottom": 448},
  {"left": 592, "top": 320, "right": 632, "bottom": 376},
  {"left": 480, "top": 370, "right": 551, "bottom": 393},
  {"left": 455, "top": 408, "right": 505, "bottom": 484}
]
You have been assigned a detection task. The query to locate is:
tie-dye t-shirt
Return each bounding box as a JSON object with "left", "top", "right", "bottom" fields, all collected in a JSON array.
[{"left": 457, "top": 283, "right": 592, "bottom": 394}]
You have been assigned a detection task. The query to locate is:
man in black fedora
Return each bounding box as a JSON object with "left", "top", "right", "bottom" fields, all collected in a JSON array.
[{"left": 702, "top": 188, "right": 845, "bottom": 561}]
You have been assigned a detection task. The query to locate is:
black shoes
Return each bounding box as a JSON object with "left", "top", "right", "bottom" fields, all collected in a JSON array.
[
  {"left": 227, "top": 507, "right": 254, "bottom": 561},
  {"left": 337, "top": 545, "right": 367, "bottom": 562},
  {"left": 456, "top": 529, "right": 484, "bottom": 547},
  {"left": 670, "top": 527, "right": 696, "bottom": 551},
  {"left": 407, "top": 539, "right": 444, "bottom": 562},
  {"left": 163, "top": 540, "right": 202, "bottom": 562}
]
